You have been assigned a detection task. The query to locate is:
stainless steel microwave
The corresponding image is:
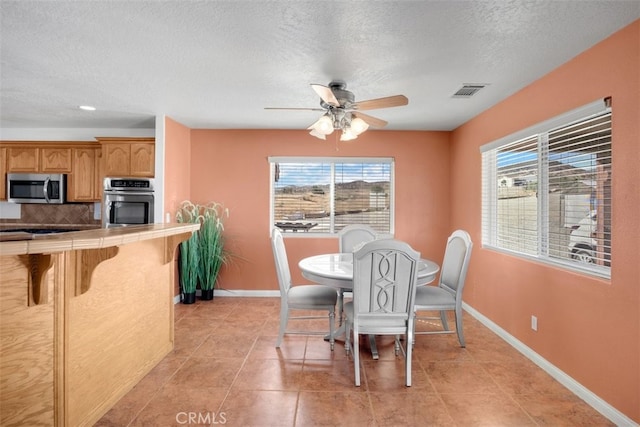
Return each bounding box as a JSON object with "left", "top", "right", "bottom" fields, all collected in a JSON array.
[{"left": 7, "top": 173, "right": 67, "bottom": 204}]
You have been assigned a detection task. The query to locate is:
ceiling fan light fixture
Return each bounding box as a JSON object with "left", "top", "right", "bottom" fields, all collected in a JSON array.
[
  {"left": 340, "top": 127, "right": 358, "bottom": 141},
  {"left": 311, "top": 114, "right": 334, "bottom": 135},
  {"left": 266, "top": 80, "right": 407, "bottom": 142},
  {"left": 350, "top": 117, "right": 369, "bottom": 135},
  {"left": 309, "top": 128, "right": 327, "bottom": 140}
]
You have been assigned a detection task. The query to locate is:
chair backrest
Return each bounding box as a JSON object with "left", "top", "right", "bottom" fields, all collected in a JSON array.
[
  {"left": 271, "top": 228, "right": 292, "bottom": 295},
  {"left": 352, "top": 239, "right": 421, "bottom": 330},
  {"left": 339, "top": 224, "right": 377, "bottom": 253},
  {"left": 439, "top": 230, "right": 473, "bottom": 297}
]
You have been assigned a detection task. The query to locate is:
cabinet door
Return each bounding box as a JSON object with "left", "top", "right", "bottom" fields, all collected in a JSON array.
[
  {"left": 41, "top": 148, "right": 72, "bottom": 173},
  {"left": 67, "top": 148, "right": 97, "bottom": 201},
  {"left": 103, "top": 143, "right": 130, "bottom": 176},
  {"left": 0, "top": 147, "right": 6, "bottom": 200},
  {"left": 130, "top": 143, "right": 155, "bottom": 177},
  {"left": 7, "top": 147, "right": 39, "bottom": 172}
]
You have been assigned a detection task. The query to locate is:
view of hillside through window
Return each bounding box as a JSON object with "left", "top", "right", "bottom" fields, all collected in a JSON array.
[{"left": 271, "top": 160, "right": 393, "bottom": 234}]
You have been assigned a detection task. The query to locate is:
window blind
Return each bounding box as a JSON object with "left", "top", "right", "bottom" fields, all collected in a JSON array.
[
  {"left": 270, "top": 157, "right": 394, "bottom": 234},
  {"left": 546, "top": 112, "right": 612, "bottom": 266},
  {"left": 481, "top": 100, "right": 612, "bottom": 277}
]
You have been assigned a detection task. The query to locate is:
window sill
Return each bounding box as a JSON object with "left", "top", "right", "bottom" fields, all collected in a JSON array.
[{"left": 481, "top": 244, "right": 611, "bottom": 281}]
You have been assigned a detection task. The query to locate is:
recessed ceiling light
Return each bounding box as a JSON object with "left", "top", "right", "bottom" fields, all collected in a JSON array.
[{"left": 79, "top": 105, "right": 96, "bottom": 111}]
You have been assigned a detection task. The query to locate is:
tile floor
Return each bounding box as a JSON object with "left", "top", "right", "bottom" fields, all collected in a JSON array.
[{"left": 97, "top": 297, "right": 613, "bottom": 426}]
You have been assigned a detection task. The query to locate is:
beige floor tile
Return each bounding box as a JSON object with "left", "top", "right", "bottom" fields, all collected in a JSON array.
[
  {"left": 369, "top": 392, "right": 455, "bottom": 426},
  {"left": 98, "top": 297, "right": 618, "bottom": 427},
  {"left": 296, "top": 391, "right": 374, "bottom": 426},
  {"left": 440, "top": 392, "right": 537, "bottom": 426},
  {"left": 220, "top": 389, "right": 297, "bottom": 427}
]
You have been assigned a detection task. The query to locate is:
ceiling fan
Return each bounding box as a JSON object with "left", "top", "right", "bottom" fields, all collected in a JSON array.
[{"left": 265, "top": 80, "right": 408, "bottom": 141}]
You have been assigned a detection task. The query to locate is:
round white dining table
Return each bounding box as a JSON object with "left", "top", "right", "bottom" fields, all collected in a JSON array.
[
  {"left": 298, "top": 253, "right": 440, "bottom": 289},
  {"left": 298, "top": 253, "right": 440, "bottom": 359}
]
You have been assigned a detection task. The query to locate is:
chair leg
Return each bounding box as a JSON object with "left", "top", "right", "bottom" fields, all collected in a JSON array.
[
  {"left": 328, "top": 308, "right": 335, "bottom": 351},
  {"left": 353, "top": 331, "right": 361, "bottom": 387},
  {"left": 440, "top": 310, "right": 450, "bottom": 331},
  {"left": 455, "top": 307, "right": 466, "bottom": 347},
  {"left": 337, "top": 289, "right": 344, "bottom": 327},
  {"left": 344, "top": 318, "right": 351, "bottom": 354},
  {"left": 406, "top": 325, "right": 414, "bottom": 387},
  {"left": 276, "top": 305, "right": 289, "bottom": 348}
]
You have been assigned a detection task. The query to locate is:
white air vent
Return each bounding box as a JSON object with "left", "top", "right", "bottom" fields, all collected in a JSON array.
[{"left": 453, "top": 84, "right": 487, "bottom": 98}]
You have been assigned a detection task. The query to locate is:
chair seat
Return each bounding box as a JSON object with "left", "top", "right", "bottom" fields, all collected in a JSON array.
[
  {"left": 344, "top": 302, "right": 408, "bottom": 332},
  {"left": 288, "top": 284, "right": 337, "bottom": 306},
  {"left": 415, "top": 285, "right": 456, "bottom": 308}
]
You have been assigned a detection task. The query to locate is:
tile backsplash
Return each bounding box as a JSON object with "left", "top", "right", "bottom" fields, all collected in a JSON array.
[{"left": 0, "top": 203, "right": 101, "bottom": 227}]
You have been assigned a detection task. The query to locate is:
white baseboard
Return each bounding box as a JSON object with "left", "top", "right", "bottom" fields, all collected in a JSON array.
[{"left": 463, "top": 302, "right": 638, "bottom": 427}]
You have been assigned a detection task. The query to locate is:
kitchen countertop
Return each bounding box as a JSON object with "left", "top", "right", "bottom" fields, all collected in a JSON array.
[{"left": 0, "top": 223, "right": 200, "bottom": 256}]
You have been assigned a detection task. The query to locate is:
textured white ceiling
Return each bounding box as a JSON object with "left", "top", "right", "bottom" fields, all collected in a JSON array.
[{"left": 1, "top": 1, "right": 638, "bottom": 131}]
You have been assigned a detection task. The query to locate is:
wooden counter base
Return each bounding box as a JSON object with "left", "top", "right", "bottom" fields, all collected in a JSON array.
[{"left": 0, "top": 224, "right": 198, "bottom": 426}]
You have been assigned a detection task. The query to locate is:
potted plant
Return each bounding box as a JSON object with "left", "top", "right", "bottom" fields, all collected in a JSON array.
[
  {"left": 198, "top": 202, "right": 229, "bottom": 300},
  {"left": 176, "top": 200, "right": 229, "bottom": 302},
  {"left": 176, "top": 201, "right": 201, "bottom": 304}
]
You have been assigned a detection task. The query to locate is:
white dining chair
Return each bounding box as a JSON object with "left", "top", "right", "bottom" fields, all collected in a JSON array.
[
  {"left": 344, "top": 239, "right": 421, "bottom": 386},
  {"left": 338, "top": 224, "right": 378, "bottom": 253},
  {"left": 414, "top": 229, "right": 473, "bottom": 347},
  {"left": 271, "top": 228, "right": 338, "bottom": 350},
  {"left": 337, "top": 224, "right": 378, "bottom": 326}
]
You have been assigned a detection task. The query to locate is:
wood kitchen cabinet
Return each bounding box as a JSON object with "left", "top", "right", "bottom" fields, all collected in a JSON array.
[
  {"left": 6, "top": 146, "right": 73, "bottom": 174},
  {"left": 130, "top": 142, "right": 155, "bottom": 176},
  {"left": 41, "top": 147, "right": 72, "bottom": 172},
  {"left": 98, "top": 137, "right": 155, "bottom": 177},
  {"left": 7, "top": 146, "right": 39, "bottom": 172},
  {"left": 67, "top": 147, "right": 100, "bottom": 201}
]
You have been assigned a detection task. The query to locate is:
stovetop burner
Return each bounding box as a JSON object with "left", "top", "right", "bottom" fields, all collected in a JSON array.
[{"left": 0, "top": 228, "right": 79, "bottom": 234}]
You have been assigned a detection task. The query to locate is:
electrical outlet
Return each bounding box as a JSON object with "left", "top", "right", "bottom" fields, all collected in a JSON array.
[{"left": 531, "top": 315, "right": 538, "bottom": 331}]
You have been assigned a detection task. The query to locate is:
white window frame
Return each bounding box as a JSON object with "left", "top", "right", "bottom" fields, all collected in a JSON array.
[
  {"left": 481, "top": 99, "right": 612, "bottom": 279},
  {"left": 269, "top": 156, "right": 395, "bottom": 237}
]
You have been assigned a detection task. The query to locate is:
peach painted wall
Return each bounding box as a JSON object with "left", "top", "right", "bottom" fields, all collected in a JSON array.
[
  {"left": 450, "top": 20, "right": 639, "bottom": 422},
  {"left": 188, "top": 129, "right": 451, "bottom": 292},
  {"left": 164, "top": 117, "right": 192, "bottom": 295}
]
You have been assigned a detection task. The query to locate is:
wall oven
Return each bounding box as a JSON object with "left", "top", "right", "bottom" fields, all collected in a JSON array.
[
  {"left": 102, "top": 177, "right": 155, "bottom": 228},
  {"left": 7, "top": 173, "right": 67, "bottom": 204}
]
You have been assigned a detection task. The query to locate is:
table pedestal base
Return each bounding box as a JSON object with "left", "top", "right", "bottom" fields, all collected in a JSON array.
[{"left": 325, "top": 327, "right": 380, "bottom": 360}]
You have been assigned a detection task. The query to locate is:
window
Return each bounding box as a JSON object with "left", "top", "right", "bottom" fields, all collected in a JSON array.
[
  {"left": 481, "top": 99, "right": 612, "bottom": 278},
  {"left": 269, "top": 157, "right": 394, "bottom": 235}
]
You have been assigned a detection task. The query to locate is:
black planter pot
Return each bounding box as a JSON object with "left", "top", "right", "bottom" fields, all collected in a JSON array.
[
  {"left": 182, "top": 292, "right": 196, "bottom": 304},
  {"left": 200, "top": 288, "right": 214, "bottom": 300}
]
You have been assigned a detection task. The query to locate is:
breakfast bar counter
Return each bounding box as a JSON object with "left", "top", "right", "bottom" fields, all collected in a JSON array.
[{"left": 0, "top": 224, "right": 199, "bottom": 426}]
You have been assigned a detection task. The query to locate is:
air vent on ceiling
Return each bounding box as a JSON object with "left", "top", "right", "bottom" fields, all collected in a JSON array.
[{"left": 452, "top": 84, "right": 487, "bottom": 98}]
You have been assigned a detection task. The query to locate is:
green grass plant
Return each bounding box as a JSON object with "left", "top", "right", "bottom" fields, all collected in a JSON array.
[{"left": 176, "top": 200, "right": 229, "bottom": 294}]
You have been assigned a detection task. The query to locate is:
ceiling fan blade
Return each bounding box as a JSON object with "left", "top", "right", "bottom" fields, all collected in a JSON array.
[
  {"left": 354, "top": 95, "right": 408, "bottom": 111},
  {"left": 352, "top": 112, "right": 388, "bottom": 128},
  {"left": 264, "top": 107, "right": 326, "bottom": 111},
  {"left": 311, "top": 84, "right": 340, "bottom": 107}
]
